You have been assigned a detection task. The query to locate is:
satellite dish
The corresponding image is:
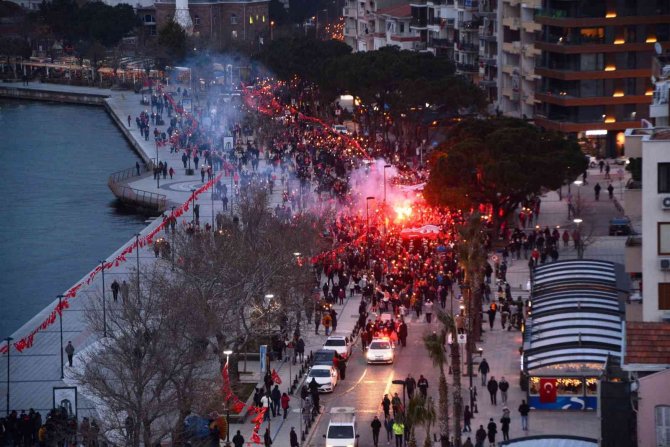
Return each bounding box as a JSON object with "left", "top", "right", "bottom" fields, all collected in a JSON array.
[{"left": 655, "top": 42, "right": 662, "bottom": 55}]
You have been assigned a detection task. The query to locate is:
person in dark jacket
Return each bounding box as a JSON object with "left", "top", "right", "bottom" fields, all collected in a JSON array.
[
  {"left": 486, "top": 418, "right": 497, "bottom": 447},
  {"left": 371, "top": 415, "right": 382, "bottom": 447},
  {"left": 463, "top": 405, "right": 473, "bottom": 432},
  {"left": 478, "top": 359, "right": 490, "bottom": 386},
  {"left": 263, "top": 428, "right": 272, "bottom": 447},
  {"left": 289, "top": 427, "right": 299, "bottom": 447},
  {"left": 475, "top": 425, "right": 487, "bottom": 447},
  {"left": 500, "top": 410, "right": 511, "bottom": 441},
  {"left": 232, "top": 430, "right": 245, "bottom": 447},
  {"left": 487, "top": 377, "right": 499, "bottom": 405}
]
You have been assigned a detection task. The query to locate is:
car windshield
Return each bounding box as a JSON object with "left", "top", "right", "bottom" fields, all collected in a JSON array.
[
  {"left": 314, "top": 351, "right": 335, "bottom": 363},
  {"left": 325, "top": 339, "right": 346, "bottom": 347},
  {"left": 327, "top": 426, "right": 354, "bottom": 439},
  {"left": 309, "top": 369, "right": 331, "bottom": 377},
  {"left": 370, "top": 341, "right": 391, "bottom": 349}
]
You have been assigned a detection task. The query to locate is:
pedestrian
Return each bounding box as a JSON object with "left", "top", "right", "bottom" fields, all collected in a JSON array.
[
  {"left": 487, "top": 418, "right": 497, "bottom": 447},
  {"left": 361, "top": 328, "right": 368, "bottom": 351},
  {"left": 260, "top": 394, "right": 271, "bottom": 421},
  {"left": 424, "top": 299, "right": 434, "bottom": 323},
  {"left": 406, "top": 374, "right": 416, "bottom": 399},
  {"left": 417, "top": 374, "right": 429, "bottom": 398},
  {"left": 463, "top": 405, "right": 473, "bottom": 432},
  {"left": 289, "top": 427, "right": 299, "bottom": 447},
  {"left": 371, "top": 415, "right": 382, "bottom": 447},
  {"left": 281, "top": 392, "right": 290, "bottom": 419},
  {"left": 314, "top": 311, "right": 321, "bottom": 334},
  {"left": 463, "top": 437, "right": 474, "bottom": 447},
  {"left": 65, "top": 341, "right": 75, "bottom": 366},
  {"left": 110, "top": 279, "right": 120, "bottom": 302},
  {"left": 127, "top": 115, "right": 131, "bottom": 127},
  {"left": 475, "top": 425, "right": 487, "bottom": 447},
  {"left": 487, "top": 376, "right": 498, "bottom": 405},
  {"left": 121, "top": 280, "right": 130, "bottom": 304},
  {"left": 296, "top": 337, "right": 305, "bottom": 363},
  {"left": 271, "top": 385, "right": 281, "bottom": 417},
  {"left": 322, "top": 312, "right": 332, "bottom": 335},
  {"left": 398, "top": 321, "right": 408, "bottom": 347},
  {"left": 499, "top": 376, "right": 509, "bottom": 404},
  {"left": 232, "top": 430, "right": 244, "bottom": 447},
  {"left": 263, "top": 428, "right": 272, "bottom": 447},
  {"left": 391, "top": 393, "right": 402, "bottom": 417},
  {"left": 338, "top": 355, "right": 346, "bottom": 380},
  {"left": 487, "top": 304, "right": 496, "bottom": 329},
  {"left": 478, "top": 359, "right": 490, "bottom": 386},
  {"left": 382, "top": 394, "right": 391, "bottom": 419},
  {"left": 518, "top": 399, "right": 530, "bottom": 431},
  {"left": 500, "top": 409, "right": 511, "bottom": 441},
  {"left": 169, "top": 167, "right": 174, "bottom": 179},
  {"left": 607, "top": 182, "right": 614, "bottom": 199},
  {"left": 605, "top": 162, "right": 611, "bottom": 179},
  {"left": 594, "top": 182, "right": 601, "bottom": 200},
  {"left": 392, "top": 419, "right": 404, "bottom": 447},
  {"left": 385, "top": 417, "right": 394, "bottom": 444},
  {"left": 136, "top": 161, "right": 141, "bottom": 176}
]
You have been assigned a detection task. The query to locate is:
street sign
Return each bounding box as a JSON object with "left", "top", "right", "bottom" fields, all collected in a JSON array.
[
  {"left": 457, "top": 334, "right": 467, "bottom": 345},
  {"left": 260, "top": 345, "right": 267, "bottom": 374}
]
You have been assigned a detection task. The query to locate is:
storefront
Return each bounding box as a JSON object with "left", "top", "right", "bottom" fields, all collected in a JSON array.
[{"left": 522, "top": 260, "right": 624, "bottom": 411}]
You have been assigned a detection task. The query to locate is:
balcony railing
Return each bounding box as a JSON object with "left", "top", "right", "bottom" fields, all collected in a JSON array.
[
  {"left": 410, "top": 19, "right": 428, "bottom": 28},
  {"left": 432, "top": 38, "right": 454, "bottom": 47},
  {"left": 457, "top": 41, "right": 479, "bottom": 52},
  {"left": 456, "top": 63, "right": 479, "bottom": 73}
]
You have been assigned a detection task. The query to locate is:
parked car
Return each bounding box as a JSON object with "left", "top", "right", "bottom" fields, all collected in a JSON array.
[
  {"left": 307, "top": 364, "right": 339, "bottom": 392},
  {"left": 323, "top": 336, "right": 353, "bottom": 360},
  {"left": 313, "top": 349, "right": 338, "bottom": 366},
  {"left": 609, "top": 217, "right": 632, "bottom": 236}
]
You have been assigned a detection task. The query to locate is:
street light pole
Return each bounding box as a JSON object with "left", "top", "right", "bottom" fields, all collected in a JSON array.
[
  {"left": 211, "top": 186, "right": 215, "bottom": 232},
  {"left": 191, "top": 187, "right": 197, "bottom": 224},
  {"left": 383, "top": 164, "right": 391, "bottom": 203},
  {"left": 100, "top": 260, "right": 107, "bottom": 337},
  {"left": 57, "top": 295, "right": 64, "bottom": 379},
  {"left": 366, "top": 196, "right": 374, "bottom": 269},
  {"left": 5, "top": 336, "right": 12, "bottom": 415},
  {"left": 224, "top": 350, "right": 233, "bottom": 447},
  {"left": 171, "top": 206, "right": 176, "bottom": 271},
  {"left": 135, "top": 234, "right": 141, "bottom": 301},
  {"left": 156, "top": 143, "right": 160, "bottom": 189}
]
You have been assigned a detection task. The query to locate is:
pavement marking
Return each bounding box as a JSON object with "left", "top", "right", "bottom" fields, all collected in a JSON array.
[{"left": 332, "top": 368, "right": 367, "bottom": 397}]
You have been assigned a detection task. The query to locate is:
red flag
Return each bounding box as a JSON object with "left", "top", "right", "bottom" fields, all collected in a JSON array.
[
  {"left": 271, "top": 368, "right": 282, "bottom": 385},
  {"left": 539, "top": 378, "right": 557, "bottom": 403}
]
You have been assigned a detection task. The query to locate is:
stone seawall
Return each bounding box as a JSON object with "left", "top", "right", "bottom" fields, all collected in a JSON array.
[{"left": 0, "top": 85, "right": 108, "bottom": 106}]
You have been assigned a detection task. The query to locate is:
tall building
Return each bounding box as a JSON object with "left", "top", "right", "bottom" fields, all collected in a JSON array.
[
  {"left": 498, "top": 0, "right": 541, "bottom": 118},
  {"left": 155, "top": 0, "right": 269, "bottom": 48},
  {"left": 533, "top": 0, "right": 670, "bottom": 157},
  {"left": 343, "top": 0, "right": 409, "bottom": 52}
]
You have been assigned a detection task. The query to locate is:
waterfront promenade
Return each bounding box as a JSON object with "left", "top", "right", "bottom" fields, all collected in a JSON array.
[{"left": 0, "top": 81, "right": 630, "bottom": 446}]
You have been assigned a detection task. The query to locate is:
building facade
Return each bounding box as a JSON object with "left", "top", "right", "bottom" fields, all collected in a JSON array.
[
  {"left": 155, "top": 0, "right": 269, "bottom": 48},
  {"left": 533, "top": 0, "right": 670, "bottom": 157},
  {"left": 343, "top": 0, "right": 410, "bottom": 52}
]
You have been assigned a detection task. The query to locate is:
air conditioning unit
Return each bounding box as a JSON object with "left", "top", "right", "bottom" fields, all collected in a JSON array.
[
  {"left": 661, "top": 259, "right": 670, "bottom": 270},
  {"left": 663, "top": 197, "right": 670, "bottom": 210}
]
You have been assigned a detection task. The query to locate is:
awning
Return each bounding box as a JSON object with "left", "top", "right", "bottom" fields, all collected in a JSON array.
[{"left": 524, "top": 260, "right": 623, "bottom": 372}]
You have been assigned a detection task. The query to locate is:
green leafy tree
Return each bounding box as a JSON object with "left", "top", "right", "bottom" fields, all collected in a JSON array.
[
  {"left": 424, "top": 118, "right": 587, "bottom": 236},
  {"left": 406, "top": 395, "right": 436, "bottom": 447},
  {"left": 158, "top": 20, "right": 187, "bottom": 63},
  {"left": 438, "top": 312, "right": 462, "bottom": 447},
  {"left": 424, "top": 331, "right": 450, "bottom": 447}
]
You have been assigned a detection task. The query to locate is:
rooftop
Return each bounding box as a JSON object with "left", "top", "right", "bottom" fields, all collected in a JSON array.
[
  {"left": 377, "top": 3, "right": 411, "bottom": 18},
  {"left": 624, "top": 321, "right": 670, "bottom": 365}
]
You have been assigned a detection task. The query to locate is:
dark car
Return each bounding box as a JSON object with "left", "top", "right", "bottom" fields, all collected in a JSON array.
[
  {"left": 609, "top": 217, "right": 632, "bottom": 236},
  {"left": 313, "top": 349, "right": 337, "bottom": 366}
]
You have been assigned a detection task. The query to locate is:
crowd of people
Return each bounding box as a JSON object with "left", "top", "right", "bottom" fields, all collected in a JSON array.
[{"left": 0, "top": 408, "right": 100, "bottom": 447}]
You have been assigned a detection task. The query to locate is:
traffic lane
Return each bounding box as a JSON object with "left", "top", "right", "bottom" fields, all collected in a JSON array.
[{"left": 312, "top": 321, "right": 443, "bottom": 446}]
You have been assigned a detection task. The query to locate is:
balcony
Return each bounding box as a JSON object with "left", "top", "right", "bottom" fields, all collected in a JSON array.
[
  {"left": 522, "top": 20, "right": 541, "bottom": 33},
  {"left": 431, "top": 38, "right": 454, "bottom": 47},
  {"left": 410, "top": 18, "right": 428, "bottom": 29},
  {"left": 344, "top": 26, "right": 357, "bottom": 36},
  {"left": 414, "top": 42, "right": 428, "bottom": 51},
  {"left": 458, "top": 20, "right": 480, "bottom": 31},
  {"left": 482, "top": 56, "right": 497, "bottom": 66},
  {"left": 502, "top": 41, "right": 521, "bottom": 54},
  {"left": 456, "top": 63, "right": 479, "bottom": 73},
  {"left": 479, "top": 27, "right": 497, "bottom": 41},
  {"left": 502, "top": 17, "right": 520, "bottom": 30},
  {"left": 533, "top": 114, "right": 642, "bottom": 132},
  {"left": 623, "top": 128, "right": 650, "bottom": 158},
  {"left": 503, "top": 87, "right": 520, "bottom": 100},
  {"left": 535, "top": 91, "right": 650, "bottom": 107},
  {"left": 480, "top": 77, "right": 497, "bottom": 87},
  {"left": 521, "top": 0, "right": 541, "bottom": 8},
  {"left": 457, "top": 41, "right": 479, "bottom": 52},
  {"left": 522, "top": 44, "right": 540, "bottom": 57},
  {"left": 478, "top": 2, "right": 496, "bottom": 17}
]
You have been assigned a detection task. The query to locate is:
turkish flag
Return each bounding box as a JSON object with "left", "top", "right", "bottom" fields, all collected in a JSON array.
[
  {"left": 539, "top": 378, "right": 557, "bottom": 403},
  {"left": 271, "top": 368, "right": 282, "bottom": 385}
]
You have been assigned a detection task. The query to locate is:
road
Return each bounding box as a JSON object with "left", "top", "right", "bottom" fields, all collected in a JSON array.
[{"left": 307, "top": 307, "right": 460, "bottom": 447}]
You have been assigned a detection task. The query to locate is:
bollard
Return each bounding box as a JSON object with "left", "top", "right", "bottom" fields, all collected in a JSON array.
[{"left": 301, "top": 430, "right": 306, "bottom": 441}]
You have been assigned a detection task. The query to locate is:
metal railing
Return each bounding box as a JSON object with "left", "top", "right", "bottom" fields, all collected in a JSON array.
[
  {"left": 108, "top": 164, "right": 150, "bottom": 185},
  {"left": 457, "top": 41, "right": 479, "bottom": 52},
  {"left": 456, "top": 63, "right": 479, "bottom": 73},
  {"left": 116, "top": 185, "right": 167, "bottom": 210}
]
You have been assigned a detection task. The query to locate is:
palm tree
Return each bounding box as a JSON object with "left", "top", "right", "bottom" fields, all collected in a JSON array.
[
  {"left": 423, "top": 331, "right": 450, "bottom": 447},
  {"left": 457, "top": 214, "right": 488, "bottom": 343},
  {"left": 438, "top": 311, "right": 463, "bottom": 447},
  {"left": 405, "top": 395, "right": 437, "bottom": 447}
]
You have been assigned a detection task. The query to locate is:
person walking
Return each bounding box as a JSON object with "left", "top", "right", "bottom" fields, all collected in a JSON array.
[
  {"left": 463, "top": 437, "right": 474, "bottom": 447},
  {"left": 382, "top": 395, "right": 391, "bottom": 419},
  {"left": 385, "top": 417, "right": 394, "bottom": 444},
  {"left": 289, "top": 427, "right": 299, "bottom": 447},
  {"left": 475, "top": 425, "right": 487, "bottom": 447},
  {"left": 121, "top": 280, "right": 130, "bottom": 304},
  {"left": 478, "top": 359, "right": 490, "bottom": 386},
  {"left": 322, "top": 313, "right": 332, "bottom": 336},
  {"left": 518, "top": 400, "right": 530, "bottom": 431},
  {"left": 607, "top": 183, "right": 614, "bottom": 199},
  {"left": 486, "top": 418, "right": 497, "bottom": 447},
  {"left": 110, "top": 280, "right": 120, "bottom": 302},
  {"left": 371, "top": 415, "right": 382, "bottom": 447},
  {"left": 500, "top": 409, "right": 511, "bottom": 441},
  {"left": 424, "top": 299, "right": 434, "bottom": 323},
  {"left": 232, "top": 430, "right": 244, "bottom": 447},
  {"left": 127, "top": 115, "right": 131, "bottom": 127},
  {"left": 392, "top": 419, "right": 404, "bottom": 447},
  {"left": 594, "top": 182, "right": 601, "bottom": 201},
  {"left": 499, "top": 376, "right": 509, "bottom": 404},
  {"left": 65, "top": 341, "right": 75, "bottom": 366},
  {"left": 487, "top": 377, "right": 498, "bottom": 405},
  {"left": 406, "top": 374, "right": 416, "bottom": 399},
  {"left": 417, "top": 374, "right": 429, "bottom": 398},
  {"left": 463, "top": 405, "right": 473, "bottom": 433},
  {"left": 281, "top": 392, "right": 290, "bottom": 419},
  {"left": 263, "top": 428, "right": 272, "bottom": 447},
  {"left": 271, "top": 385, "right": 281, "bottom": 417},
  {"left": 314, "top": 311, "right": 321, "bottom": 335},
  {"left": 487, "top": 304, "right": 497, "bottom": 329}
]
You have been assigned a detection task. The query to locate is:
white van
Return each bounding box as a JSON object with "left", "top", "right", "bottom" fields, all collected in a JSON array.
[{"left": 324, "top": 407, "right": 359, "bottom": 447}]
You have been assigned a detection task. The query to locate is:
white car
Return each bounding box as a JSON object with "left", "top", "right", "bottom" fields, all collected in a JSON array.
[
  {"left": 307, "top": 364, "right": 339, "bottom": 393},
  {"left": 366, "top": 338, "right": 394, "bottom": 364},
  {"left": 333, "top": 124, "right": 348, "bottom": 135},
  {"left": 323, "top": 336, "right": 353, "bottom": 360}
]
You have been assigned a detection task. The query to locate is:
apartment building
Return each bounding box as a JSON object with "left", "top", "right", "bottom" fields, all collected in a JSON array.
[
  {"left": 533, "top": 0, "right": 670, "bottom": 158},
  {"left": 343, "top": 0, "right": 411, "bottom": 51},
  {"left": 498, "top": 0, "right": 541, "bottom": 118}
]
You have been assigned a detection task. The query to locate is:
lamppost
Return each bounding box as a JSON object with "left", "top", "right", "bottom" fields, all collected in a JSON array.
[
  {"left": 211, "top": 185, "right": 215, "bottom": 232},
  {"left": 573, "top": 179, "right": 583, "bottom": 219},
  {"left": 270, "top": 20, "right": 275, "bottom": 41},
  {"left": 99, "top": 260, "right": 107, "bottom": 337},
  {"left": 57, "top": 294, "right": 65, "bottom": 379},
  {"left": 4, "top": 336, "right": 12, "bottom": 415},
  {"left": 170, "top": 206, "right": 176, "bottom": 271},
  {"left": 155, "top": 143, "right": 160, "bottom": 189},
  {"left": 366, "top": 196, "right": 374, "bottom": 269},
  {"left": 230, "top": 173, "right": 234, "bottom": 218},
  {"left": 223, "top": 349, "right": 233, "bottom": 447},
  {"left": 264, "top": 294, "right": 274, "bottom": 373},
  {"left": 191, "top": 187, "right": 197, "bottom": 224},
  {"left": 135, "top": 234, "right": 141, "bottom": 301},
  {"left": 383, "top": 164, "right": 391, "bottom": 203},
  {"left": 573, "top": 218, "right": 583, "bottom": 258}
]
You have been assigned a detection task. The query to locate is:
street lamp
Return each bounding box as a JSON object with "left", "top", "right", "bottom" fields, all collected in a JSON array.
[
  {"left": 170, "top": 206, "right": 176, "bottom": 271},
  {"left": 573, "top": 179, "right": 583, "bottom": 218},
  {"left": 57, "top": 294, "right": 65, "bottom": 379},
  {"left": 366, "top": 196, "right": 374, "bottom": 269},
  {"left": 383, "top": 164, "right": 391, "bottom": 203},
  {"left": 135, "top": 233, "right": 141, "bottom": 300},
  {"left": 223, "top": 350, "right": 233, "bottom": 447},
  {"left": 99, "top": 260, "right": 107, "bottom": 338},
  {"left": 155, "top": 143, "right": 160, "bottom": 189},
  {"left": 211, "top": 184, "right": 216, "bottom": 232},
  {"left": 573, "top": 218, "right": 583, "bottom": 258},
  {"left": 191, "top": 187, "right": 197, "bottom": 224},
  {"left": 270, "top": 20, "right": 275, "bottom": 41},
  {"left": 4, "top": 336, "right": 12, "bottom": 415}
]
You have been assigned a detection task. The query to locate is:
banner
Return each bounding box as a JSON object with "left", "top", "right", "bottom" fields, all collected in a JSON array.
[{"left": 539, "top": 378, "right": 557, "bottom": 403}]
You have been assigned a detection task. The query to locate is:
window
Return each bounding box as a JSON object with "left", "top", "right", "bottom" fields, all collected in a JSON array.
[
  {"left": 399, "top": 23, "right": 404, "bottom": 33},
  {"left": 657, "top": 406, "right": 670, "bottom": 447},
  {"left": 249, "top": 15, "right": 254, "bottom": 24},
  {"left": 658, "top": 163, "right": 670, "bottom": 193},
  {"left": 230, "top": 14, "right": 237, "bottom": 24},
  {"left": 658, "top": 224, "right": 670, "bottom": 255},
  {"left": 231, "top": 30, "right": 238, "bottom": 39},
  {"left": 193, "top": 15, "right": 200, "bottom": 25},
  {"left": 660, "top": 283, "right": 670, "bottom": 310}
]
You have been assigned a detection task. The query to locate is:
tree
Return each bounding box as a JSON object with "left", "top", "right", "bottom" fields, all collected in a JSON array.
[
  {"left": 424, "top": 118, "right": 587, "bottom": 237},
  {"left": 438, "top": 312, "right": 462, "bottom": 447},
  {"left": 457, "top": 214, "right": 488, "bottom": 342},
  {"left": 158, "top": 20, "right": 188, "bottom": 63},
  {"left": 423, "top": 331, "right": 449, "bottom": 447},
  {"left": 406, "top": 395, "right": 436, "bottom": 447}
]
